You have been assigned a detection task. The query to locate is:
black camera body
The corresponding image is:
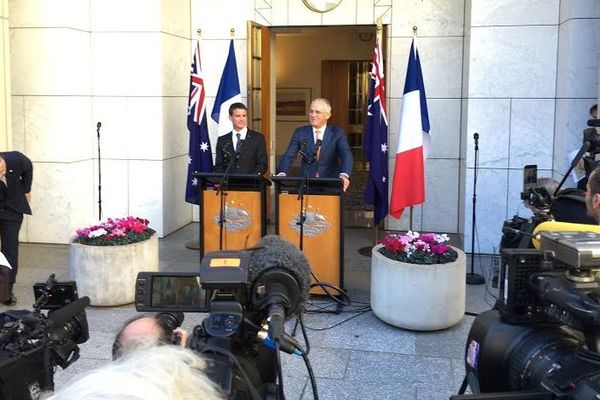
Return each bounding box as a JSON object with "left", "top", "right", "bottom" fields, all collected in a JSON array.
[
  {"left": 0, "top": 275, "right": 90, "bottom": 400},
  {"left": 135, "top": 250, "right": 280, "bottom": 400},
  {"left": 456, "top": 232, "right": 600, "bottom": 400}
]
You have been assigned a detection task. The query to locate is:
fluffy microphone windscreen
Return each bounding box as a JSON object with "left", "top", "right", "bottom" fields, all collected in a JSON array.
[{"left": 249, "top": 235, "right": 312, "bottom": 309}]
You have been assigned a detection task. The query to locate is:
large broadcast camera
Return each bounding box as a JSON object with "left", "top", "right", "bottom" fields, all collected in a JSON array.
[
  {"left": 0, "top": 274, "right": 90, "bottom": 400},
  {"left": 454, "top": 231, "right": 600, "bottom": 400},
  {"left": 135, "top": 235, "right": 313, "bottom": 400}
]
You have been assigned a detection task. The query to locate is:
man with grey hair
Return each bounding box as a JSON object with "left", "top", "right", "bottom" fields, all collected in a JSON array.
[
  {"left": 49, "top": 344, "right": 224, "bottom": 400},
  {"left": 278, "top": 98, "right": 353, "bottom": 192}
]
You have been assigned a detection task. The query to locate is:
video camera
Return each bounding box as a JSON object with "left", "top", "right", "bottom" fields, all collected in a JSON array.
[
  {"left": 454, "top": 231, "right": 600, "bottom": 400},
  {"left": 0, "top": 274, "right": 90, "bottom": 400},
  {"left": 135, "top": 235, "right": 312, "bottom": 400}
]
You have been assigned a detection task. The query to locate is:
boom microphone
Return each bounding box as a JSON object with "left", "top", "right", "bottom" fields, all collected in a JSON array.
[{"left": 249, "top": 235, "right": 311, "bottom": 340}]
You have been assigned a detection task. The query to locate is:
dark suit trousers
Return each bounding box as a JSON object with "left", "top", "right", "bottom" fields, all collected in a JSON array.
[{"left": 0, "top": 209, "right": 23, "bottom": 284}]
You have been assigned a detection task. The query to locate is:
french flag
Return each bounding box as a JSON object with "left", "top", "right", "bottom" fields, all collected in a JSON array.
[
  {"left": 390, "top": 39, "right": 430, "bottom": 219},
  {"left": 211, "top": 39, "right": 242, "bottom": 136}
]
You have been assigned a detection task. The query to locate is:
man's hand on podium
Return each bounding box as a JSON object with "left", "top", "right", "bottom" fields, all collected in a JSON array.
[{"left": 340, "top": 175, "right": 350, "bottom": 192}]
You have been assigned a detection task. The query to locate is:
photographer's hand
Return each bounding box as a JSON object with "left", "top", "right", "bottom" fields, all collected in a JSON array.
[{"left": 173, "top": 327, "right": 189, "bottom": 347}]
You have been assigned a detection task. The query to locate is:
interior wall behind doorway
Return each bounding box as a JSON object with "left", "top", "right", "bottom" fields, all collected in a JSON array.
[{"left": 274, "top": 27, "right": 375, "bottom": 161}]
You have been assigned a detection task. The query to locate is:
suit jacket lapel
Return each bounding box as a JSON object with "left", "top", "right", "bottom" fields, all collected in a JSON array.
[{"left": 321, "top": 126, "right": 333, "bottom": 155}]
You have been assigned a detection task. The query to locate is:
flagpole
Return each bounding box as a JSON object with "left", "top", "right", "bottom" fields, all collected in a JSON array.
[{"left": 407, "top": 25, "right": 417, "bottom": 234}]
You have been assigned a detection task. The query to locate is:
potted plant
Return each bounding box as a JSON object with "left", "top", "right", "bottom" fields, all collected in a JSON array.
[
  {"left": 370, "top": 231, "right": 466, "bottom": 331},
  {"left": 69, "top": 217, "right": 159, "bottom": 306}
]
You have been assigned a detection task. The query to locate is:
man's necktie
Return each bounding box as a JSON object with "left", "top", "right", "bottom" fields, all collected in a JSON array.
[{"left": 235, "top": 133, "right": 241, "bottom": 153}]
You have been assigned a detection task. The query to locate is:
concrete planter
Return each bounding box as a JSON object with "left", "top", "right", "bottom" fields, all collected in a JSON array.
[
  {"left": 69, "top": 234, "right": 159, "bottom": 306},
  {"left": 370, "top": 244, "right": 466, "bottom": 331}
]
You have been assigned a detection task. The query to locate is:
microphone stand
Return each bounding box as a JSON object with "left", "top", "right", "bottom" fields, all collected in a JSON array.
[
  {"left": 96, "top": 122, "right": 102, "bottom": 221},
  {"left": 467, "top": 132, "right": 485, "bottom": 285},
  {"left": 217, "top": 144, "right": 236, "bottom": 250},
  {"left": 297, "top": 152, "right": 311, "bottom": 251}
]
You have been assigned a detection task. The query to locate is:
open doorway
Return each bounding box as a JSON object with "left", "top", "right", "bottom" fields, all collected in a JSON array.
[{"left": 272, "top": 25, "right": 379, "bottom": 227}]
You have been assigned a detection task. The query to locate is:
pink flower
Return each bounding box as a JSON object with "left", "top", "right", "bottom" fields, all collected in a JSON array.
[{"left": 431, "top": 243, "right": 449, "bottom": 255}]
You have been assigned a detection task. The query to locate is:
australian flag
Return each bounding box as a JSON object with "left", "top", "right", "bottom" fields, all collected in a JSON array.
[
  {"left": 364, "top": 39, "right": 389, "bottom": 225},
  {"left": 185, "top": 40, "right": 213, "bottom": 205}
]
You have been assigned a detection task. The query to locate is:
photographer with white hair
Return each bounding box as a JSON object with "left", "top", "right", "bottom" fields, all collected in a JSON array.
[{"left": 49, "top": 343, "right": 224, "bottom": 400}]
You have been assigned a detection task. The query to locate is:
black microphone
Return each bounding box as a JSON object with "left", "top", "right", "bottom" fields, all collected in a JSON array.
[
  {"left": 588, "top": 119, "right": 600, "bottom": 127},
  {"left": 502, "top": 226, "right": 540, "bottom": 240},
  {"left": 571, "top": 141, "right": 590, "bottom": 168},
  {"left": 298, "top": 138, "right": 309, "bottom": 160},
  {"left": 473, "top": 132, "right": 479, "bottom": 151},
  {"left": 249, "top": 235, "right": 311, "bottom": 341},
  {"left": 97, "top": 121, "right": 101, "bottom": 129},
  {"left": 223, "top": 142, "right": 234, "bottom": 159}
]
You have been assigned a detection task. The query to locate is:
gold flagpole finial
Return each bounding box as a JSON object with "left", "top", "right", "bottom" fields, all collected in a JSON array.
[
  {"left": 230, "top": 28, "right": 235, "bottom": 37},
  {"left": 413, "top": 26, "right": 418, "bottom": 37},
  {"left": 196, "top": 28, "right": 201, "bottom": 37}
]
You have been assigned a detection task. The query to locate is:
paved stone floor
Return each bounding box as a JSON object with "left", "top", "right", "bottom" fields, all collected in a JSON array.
[{"left": 3, "top": 224, "right": 498, "bottom": 400}]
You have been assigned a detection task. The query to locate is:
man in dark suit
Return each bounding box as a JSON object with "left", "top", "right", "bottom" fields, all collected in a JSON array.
[
  {"left": 214, "top": 103, "right": 267, "bottom": 175},
  {"left": 278, "top": 98, "right": 353, "bottom": 191},
  {"left": 0, "top": 151, "right": 33, "bottom": 305}
]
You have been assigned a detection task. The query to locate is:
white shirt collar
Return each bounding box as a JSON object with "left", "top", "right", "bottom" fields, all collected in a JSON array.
[{"left": 312, "top": 125, "right": 326, "bottom": 140}]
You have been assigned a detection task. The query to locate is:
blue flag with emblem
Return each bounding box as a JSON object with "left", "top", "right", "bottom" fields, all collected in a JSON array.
[
  {"left": 185, "top": 40, "right": 213, "bottom": 205},
  {"left": 364, "top": 40, "right": 389, "bottom": 225}
]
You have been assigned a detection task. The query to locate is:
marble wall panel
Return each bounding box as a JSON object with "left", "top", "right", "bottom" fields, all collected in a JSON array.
[
  {"left": 163, "top": 96, "right": 190, "bottom": 159},
  {"left": 470, "top": 0, "right": 559, "bottom": 26},
  {"left": 9, "top": 0, "right": 90, "bottom": 30},
  {"left": 129, "top": 160, "right": 164, "bottom": 236},
  {"left": 91, "top": 97, "right": 129, "bottom": 159},
  {"left": 390, "top": 0, "right": 464, "bottom": 37},
  {"left": 91, "top": 33, "right": 162, "bottom": 96},
  {"left": 556, "top": 19, "right": 600, "bottom": 99},
  {"left": 254, "top": 8, "right": 272, "bottom": 26},
  {"left": 93, "top": 159, "right": 129, "bottom": 222},
  {"left": 23, "top": 96, "right": 93, "bottom": 162},
  {"left": 422, "top": 158, "right": 460, "bottom": 233},
  {"left": 161, "top": 0, "right": 190, "bottom": 38},
  {"left": 1, "top": 0, "right": 6, "bottom": 18},
  {"left": 10, "top": 28, "right": 91, "bottom": 96},
  {"left": 28, "top": 161, "right": 95, "bottom": 243},
  {"left": 322, "top": 0, "right": 357, "bottom": 25},
  {"left": 388, "top": 36, "right": 463, "bottom": 99},
  {"left": 464, "top": 99, "right": 511, "bottom": 168},
  {"left": 463, "top": 168, "right": 508, "bottom": 254},
  {"left": 356, "top": 0, "right": 374, "bottom": 25},
  {"left": 125, "top": 97, "right": 164, "bottom": 160},
  {"left": 162, "top": 33, "right": 190, "bottom": 97},
  {"left": 191, "top": 0, "right": 253, "bottom": 39},
  {"left": 287, "top": 0, "right": 321, "bottom": 26},
  {"left": 271, "top": 0, "right": 288, "bottom": 26},
  {"left": 468, "top": 26, "right": 558, "bottom": 98},
  {"left": 374, "top": 3, "right": 392, "bottom": 24},
  {"left": 554, "top": 98, "right": 593, "bottom": 175},
  {"left": 90, "top": 0, "right": 161, "bottom": 32},
  {"left": 10, "top": 95, "right": 23, "bottom": 151},
  {"left": 560, "top": 0, "right": 600, "bottom": 23},
  {"left": 509, "top": 99, "right": 555, "bottom": 169},
  {"left": 162, "top": 155, "right": 192, "bottom": 235}
]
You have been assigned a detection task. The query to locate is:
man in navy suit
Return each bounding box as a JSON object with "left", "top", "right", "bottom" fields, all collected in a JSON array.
[
  {"left": 278, "top": 98, "right": 353, "bottom": 191},
  {"left": 214, "top": 103, "right": 267, "bottom": 175},
  {"left": 0, "top": 151, "right": 33, "bottom": 305}
]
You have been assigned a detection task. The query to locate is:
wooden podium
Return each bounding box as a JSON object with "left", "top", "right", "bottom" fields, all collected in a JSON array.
[
  {"left": 194, "top": 172, "right": 269, "bottom": 256},
  {"left": 272, "top": 176, "right": 344, "bottom": 295}
]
